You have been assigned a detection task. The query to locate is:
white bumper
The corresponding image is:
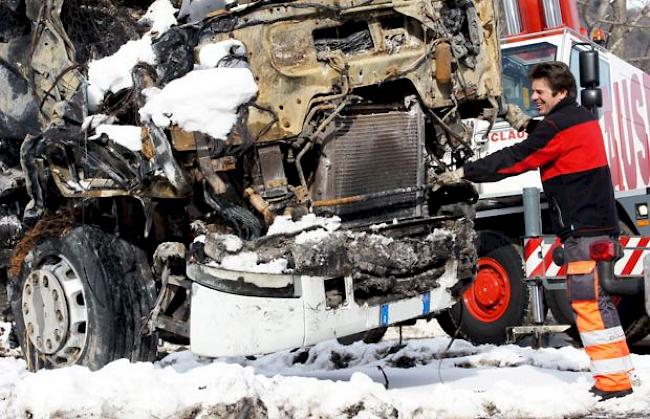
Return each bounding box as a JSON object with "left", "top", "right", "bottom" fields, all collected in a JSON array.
[{"left": 189, "top": 260, "right": 458, "bottom": 357}]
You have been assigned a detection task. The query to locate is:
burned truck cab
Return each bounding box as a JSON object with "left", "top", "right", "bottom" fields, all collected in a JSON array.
[
  {"left": 179, "top": 0, "right": 501, "bottom": 355},
  {"left": 1, "top": 0, "right": 501, "bottom": 369}
]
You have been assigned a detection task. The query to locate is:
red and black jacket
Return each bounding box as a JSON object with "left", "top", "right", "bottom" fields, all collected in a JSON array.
[{"left": 463, "top": 97, "right": 618, "bottom": 241}]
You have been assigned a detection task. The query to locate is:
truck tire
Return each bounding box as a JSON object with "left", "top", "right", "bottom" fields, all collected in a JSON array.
[
  {"left": 546, "top": 290, "right": 648, "bottom": 344},
  {"left": 10, "top": 226, "right": 158, "bottom": 371},
  {"left": 437, "top": 231, "right": 529, "bottom": 344},
  {"left": 0, "top": 269, "right": 9, "bottom": 322}
]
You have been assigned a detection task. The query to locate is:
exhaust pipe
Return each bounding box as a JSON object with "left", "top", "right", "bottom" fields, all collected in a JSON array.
[
  {"left": 541, "top": 0, "right": 563, "bottom": 28},
  {"left": 590, "top": 240, "right": 644, "bottom": 296},
  {"left": 501, "top": 0, "right": 522, "bottom": 36}
]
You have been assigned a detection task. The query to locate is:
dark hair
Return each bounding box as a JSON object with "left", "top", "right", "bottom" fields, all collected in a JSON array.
[{"left": 528, "top": 61, "right": 577, "bottom": 98}]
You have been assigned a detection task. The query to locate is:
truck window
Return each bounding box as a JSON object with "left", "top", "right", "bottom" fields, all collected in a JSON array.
[
  {"left": 502, "top": 43, "right": 557, "bottom": 117},
  {"left": 570, "top": 47, "right": 612, "bottom": 110}
]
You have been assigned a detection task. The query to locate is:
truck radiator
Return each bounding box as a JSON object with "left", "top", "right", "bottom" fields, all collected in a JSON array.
[{"left": 311, "top": 105, "right": 426, "bottom": 222}]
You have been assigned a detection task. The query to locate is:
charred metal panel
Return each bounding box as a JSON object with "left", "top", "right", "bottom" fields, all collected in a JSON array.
[
  {"left": 311, "top": 105, "right": 425, "bottom": 220},
  {"left": 198, "top": 0, "right": 502, "bottom": 143}
]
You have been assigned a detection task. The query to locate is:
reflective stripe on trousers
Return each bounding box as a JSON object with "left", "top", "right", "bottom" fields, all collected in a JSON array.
[{"left": 564, "top": 235, "right": 634, "bottom": 393}]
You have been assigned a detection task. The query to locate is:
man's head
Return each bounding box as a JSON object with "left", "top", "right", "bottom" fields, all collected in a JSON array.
[{"left": 528, "top": 62, "right": 577, "bottom": 116}]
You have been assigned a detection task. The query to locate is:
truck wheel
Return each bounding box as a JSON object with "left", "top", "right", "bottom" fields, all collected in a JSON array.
[
  {"left": 10, "top": 226, "right": 158, "bottom": 371},
  {"left": 546, "top": 290, "right": 648, "bottom": 344},
  {"left": 437, "top": 231, "right": 528, "bottom": 344}
]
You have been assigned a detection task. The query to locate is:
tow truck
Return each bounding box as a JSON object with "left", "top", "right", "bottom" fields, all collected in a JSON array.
[{"left": 438, "top": 0, "right": 650, "bottom": 345}]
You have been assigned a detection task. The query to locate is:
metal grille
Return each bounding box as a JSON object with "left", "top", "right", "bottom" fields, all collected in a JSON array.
[{"left": 312, "top": 107, "right": 425, "bottom": 219}]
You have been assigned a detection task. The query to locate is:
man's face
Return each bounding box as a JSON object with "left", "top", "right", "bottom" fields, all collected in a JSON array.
[{"left": 531, "top": 78, "right": 567, "bottom": 116}]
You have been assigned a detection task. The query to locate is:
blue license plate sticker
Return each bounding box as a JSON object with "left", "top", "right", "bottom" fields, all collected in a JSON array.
[
  {"left": 422, "top": 292, "right": 431, "bottom": 315},
  {"left": 379, "top": 304, "right": 389, "bottom": 326}
]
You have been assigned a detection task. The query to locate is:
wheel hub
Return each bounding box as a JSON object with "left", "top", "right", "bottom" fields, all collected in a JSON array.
[
  {"left": 21, "top": 256, "right": 88, "bottom": 365},
  {"left": 474, "top": 268, "right": 503, "bottom": 307},
  {"left": 22, "top": 269, "right": 69, "bottom": 354},
  {"left": 463, "top": 257, "right": 511, "bottom": 322}
]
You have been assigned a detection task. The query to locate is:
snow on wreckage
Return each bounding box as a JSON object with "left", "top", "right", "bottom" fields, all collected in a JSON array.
[{"left": 0, "top": 0, "right": 502, "bottom": 370}]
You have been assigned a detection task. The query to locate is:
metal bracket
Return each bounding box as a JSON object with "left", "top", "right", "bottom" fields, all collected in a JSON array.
[{"left": 507, "top": 325, "right": 571, "bottom": 349}]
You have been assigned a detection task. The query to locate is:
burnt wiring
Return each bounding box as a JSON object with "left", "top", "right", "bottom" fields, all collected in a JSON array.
[
  {"left": 294, "top": 95, "right": 355, "bottom": 192},
  {"left": 38, "top": 64, "right": 83, "bottom": 111},
  {"left": 61, "top": 0, "right": 140, "bottom": 64},
  {"left": 101, "top": 88, "right": 139, "bottom": 118},
  {"left": 249, "top": 103, "right": 279, "bottom": 142},
  {"left": 202, "top": 182, "right": 262, "bottom": 239},
  {"left": 429, "top": 108, "right": 473, "bottom": 155},
  {"left": 290, "top": 55, "right": 352, "bottom": 191}
]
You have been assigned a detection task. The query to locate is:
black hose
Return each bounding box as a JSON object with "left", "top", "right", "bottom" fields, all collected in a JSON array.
[
  {"left": 597, "top": 262, "right": 644, "bottom": 296},
  {"left": 203, "top": 185, "right": 262, "bottom": 240}
]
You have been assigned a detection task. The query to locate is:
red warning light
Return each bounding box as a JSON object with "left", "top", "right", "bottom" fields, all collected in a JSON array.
[{"left": 591, "top": 28, "right": 607, "bottom": 46}]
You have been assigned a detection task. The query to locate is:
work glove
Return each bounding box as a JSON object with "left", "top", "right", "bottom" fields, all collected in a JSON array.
[
  {"left": 432, "top": 168, "right": 464, "bottom": 191},
  {"left": 504, "top": 104, "right": 531, "bottom": 132}
]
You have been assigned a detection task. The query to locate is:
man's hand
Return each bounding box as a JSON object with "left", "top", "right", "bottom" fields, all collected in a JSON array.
[
  {"left": 504, "top": 104, "right": 531, "bottom": 132},
  {"left": 432, "top": 168, "right": 464, "bottom": 191}
]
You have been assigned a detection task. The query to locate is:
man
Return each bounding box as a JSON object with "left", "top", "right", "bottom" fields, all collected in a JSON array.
[{"left": 439, "top": 61, "right": 634, "bottom": 400}]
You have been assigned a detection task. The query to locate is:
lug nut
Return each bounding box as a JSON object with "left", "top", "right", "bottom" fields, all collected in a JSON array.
[
  {"left": 43, "top": 277, "right": 49, "bottom": 288},
  {"left": 25, "top": 284, "right": 32, "bottom": 296},
  {"left": 56, "top": 310, "right": 64, "bottom": 322},
  {"left": 23, "top": 303, "right": 29, "bottom": 315},
  {"left": 52, "top": 289, "right": 58, "bottom": 301},
  {"left": 46, "top": 339, "right": 52, "bottom": 350},
  {"left": 54, "top": 329, "right": 61, "bottom": 341}
]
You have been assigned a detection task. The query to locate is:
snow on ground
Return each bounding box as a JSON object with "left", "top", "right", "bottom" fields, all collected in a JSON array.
[{"left": 2, "top": 320, "right": 650, "bottom": 418}]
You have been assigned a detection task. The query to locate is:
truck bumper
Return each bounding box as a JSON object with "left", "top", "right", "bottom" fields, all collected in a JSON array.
[{"left": 188, "top": 260, "right": 458, "bottom": 357}]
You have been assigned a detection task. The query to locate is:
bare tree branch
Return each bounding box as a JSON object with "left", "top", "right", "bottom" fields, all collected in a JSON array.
[
  {"left": 626, "top": 56, "right": 650, "bottom": 62},
  {"left": 609, "top": 3, "right": 650, "bottom": 55},
  {"left": 594, "top": 0, "right": 613, "bottom": 31},
  {"left": 598, "top": 18, "right": 650, "bottom": 28}
]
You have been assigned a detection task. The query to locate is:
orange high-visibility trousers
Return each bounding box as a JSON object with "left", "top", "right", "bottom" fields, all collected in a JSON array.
[{"left": 564, "top": 236, "right": 633, "bottom": 393}]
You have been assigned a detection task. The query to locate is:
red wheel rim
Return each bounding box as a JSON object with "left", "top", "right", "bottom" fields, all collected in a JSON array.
[{"left": 463, "top": 257, "right": 511, "bottom": 322}]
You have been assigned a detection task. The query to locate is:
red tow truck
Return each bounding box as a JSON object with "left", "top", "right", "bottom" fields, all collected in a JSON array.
[{"left": 438, "top": 0, "right": 650, "bottom": 345}]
